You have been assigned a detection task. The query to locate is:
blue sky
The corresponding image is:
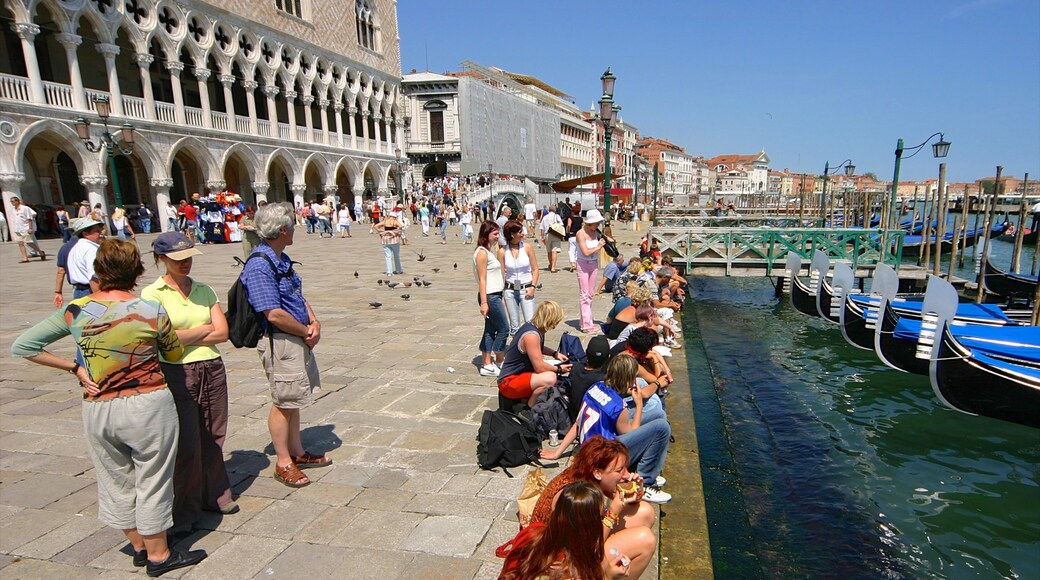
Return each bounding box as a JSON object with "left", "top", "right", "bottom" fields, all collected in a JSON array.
[{"left": 398, "top": 0, "right": 1039, "bottom": 183}]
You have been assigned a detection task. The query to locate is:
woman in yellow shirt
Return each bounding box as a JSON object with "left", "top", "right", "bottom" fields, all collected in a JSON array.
[{"left": 142, "top": 232, "right": 238, "bottom": 526}]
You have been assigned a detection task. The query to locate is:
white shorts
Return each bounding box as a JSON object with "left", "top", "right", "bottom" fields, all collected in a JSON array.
[{"left": 13, "top": 231, "right": 36, "bottom": 244}]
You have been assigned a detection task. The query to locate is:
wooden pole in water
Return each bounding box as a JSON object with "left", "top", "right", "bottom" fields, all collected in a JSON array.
[
  {"left": 969, "top": 184, "right": 983, "bottom": 264},
  {"left": 947, "top": 216, "right": 962, "bottom": 281},
  {"left": 933, "top": 163, "right": 948, "bottom": 275},
  {"left": 976, "top": 166, "right": 1002, "bottom": 303},
  {"left": 798, "top": 174, "right": 806, "bottom": 225},
  {"left": 958, "top": 184, "right": 971, "bottom": 267},
  {"left": 1011, "top": 173, "right": 1029, "bottom": 273},
  {"left": 921, "top": 183, "right": 933, "bottom": 269}
]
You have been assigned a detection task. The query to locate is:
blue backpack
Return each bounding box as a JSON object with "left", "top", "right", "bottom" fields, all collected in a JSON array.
[{"left": 557, "top": 332, "right": 587, "bottom": 367}]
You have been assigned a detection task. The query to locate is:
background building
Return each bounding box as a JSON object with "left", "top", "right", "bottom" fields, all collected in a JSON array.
[{"left": 1, "top": 0, "right": 404, "bottom": 230}]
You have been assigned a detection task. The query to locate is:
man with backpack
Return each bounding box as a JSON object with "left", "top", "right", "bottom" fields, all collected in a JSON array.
[{"left": 239, "top": 202, "right": 330, "bottom": 489}]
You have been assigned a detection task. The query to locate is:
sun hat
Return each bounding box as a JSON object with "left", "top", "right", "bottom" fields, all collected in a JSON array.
[
  {"left": 584, "top": 209, "right": 605, "bottom": 224},
  {"left": 71, "top": 217, "right": 104, "bottom": 236},
  {"left": 152, "top": 232, "right": 202, "bottom": 260}
]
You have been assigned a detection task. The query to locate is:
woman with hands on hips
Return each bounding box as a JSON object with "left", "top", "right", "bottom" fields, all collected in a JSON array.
[{"left": 497, "top": 219, "right": 540, "bottom": 338}]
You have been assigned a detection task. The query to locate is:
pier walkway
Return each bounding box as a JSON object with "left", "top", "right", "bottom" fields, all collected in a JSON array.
[{"left": 0, "top": 218, "right": 711, "bottom": 579}]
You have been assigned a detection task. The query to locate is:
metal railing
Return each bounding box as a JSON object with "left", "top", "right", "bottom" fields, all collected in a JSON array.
[{"left": 650, "top": 227, "right": 905, "bottom": 276}]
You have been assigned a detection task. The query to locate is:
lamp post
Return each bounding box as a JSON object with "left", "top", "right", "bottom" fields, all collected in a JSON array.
[
  {"left": 394, "top": 146, "right": 405, "bottom": 206},
  {"left": 652, "top": 161, "right": 660, "bottom": 227},
  {"left": 75, "top": 95, "right": 135, "bottom": 207},
  {"left": 820, "top": 159, "right": 855, "bottom": 223},
  {"left": 598, "top": 68, "right": 617, "bottom": 214},
  {"left": 488, "top": 162, "right": 494, "bottom": 206},
  {"left": 884, "top": 132, "right": 950, "bottom": 255}
]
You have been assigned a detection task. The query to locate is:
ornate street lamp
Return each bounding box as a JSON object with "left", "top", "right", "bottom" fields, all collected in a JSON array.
[
  {"left": 75, "top": 95, "right": 135, "bottom": 207},
  {"left": 598, "top": 67, "right": 618, "bottom": 213},
  {"left": 883, "top": 133, "right": 949, "bottom": 255},
  {"left": 820, "top": 159, "right": 855, "bottom": 222}
]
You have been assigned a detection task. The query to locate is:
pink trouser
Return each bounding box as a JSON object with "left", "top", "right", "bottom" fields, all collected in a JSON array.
[{"left": 575, "top": 259, "right": 599, "bottom": 332}]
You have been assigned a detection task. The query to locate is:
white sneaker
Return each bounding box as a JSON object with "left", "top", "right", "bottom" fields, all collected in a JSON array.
[
  {"left": 664, "top": 338, "right": 682, "bottom": 348},
  {"left": 642, "top": 486, "right": 672, "bottom": 504},
  {"left": 654, "top": 476, "right": 667, "bottom": 487},
  {"left": 479, "top": 364, "right": 501, "bottom": 377}
]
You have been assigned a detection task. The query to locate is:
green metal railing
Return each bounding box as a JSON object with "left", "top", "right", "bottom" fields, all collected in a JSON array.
[{"left": 650, "top": 228, "right": 905, "bottom": 276}]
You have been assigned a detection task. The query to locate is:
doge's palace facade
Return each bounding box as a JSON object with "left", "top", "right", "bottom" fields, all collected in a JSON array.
[{"left": 0, "top": 0, "right": 403, "bottom": 230}]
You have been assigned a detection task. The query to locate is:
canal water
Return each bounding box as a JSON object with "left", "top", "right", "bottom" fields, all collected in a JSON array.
[{"left": 684, "top": 240, "right": 1040, "bottom": 579}]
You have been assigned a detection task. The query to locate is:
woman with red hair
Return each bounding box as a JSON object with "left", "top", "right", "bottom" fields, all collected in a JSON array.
[
  {"left": 527, "top": 436, "right": 657, "bottom": 578},
  {"left": 499, "top": 482, "right": 634, "bottom": 579}
]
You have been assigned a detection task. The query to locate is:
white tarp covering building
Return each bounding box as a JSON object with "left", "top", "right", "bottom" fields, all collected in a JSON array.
[{"left": 458, "top": 77, "right": 560, "bottom": 181}]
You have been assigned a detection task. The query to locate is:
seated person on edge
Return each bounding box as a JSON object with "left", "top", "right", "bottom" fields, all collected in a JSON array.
[
  {"left": 498, "top": 300, "right": 572, "bottom": 407},
  {"left": 611, "top": 258, "right": 643, "bottom": 304},
  {"left": 595, "top": 253, "right": 626, "bottom": 295},
  {"left": 528, "top": 440, "right": 657, "bottom": 577},
  {"left": 568, "top": 335, "right": 610, "bottom": 424},
  {"left": 607, "top": 286, "right": 652, "bottom": 341},
  {"left": 499, "top": 481, "right": 652, "bottom": 580},
  {"left": 543, "top": 354, "right": 672, "bottom": 503},
  {"left": 611, "top": 327, "right": 674, "bottom": 392}
]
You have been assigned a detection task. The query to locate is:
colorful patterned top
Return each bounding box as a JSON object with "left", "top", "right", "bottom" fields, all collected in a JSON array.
[{"left": 11, "top": 297, "right": 184, "bottom": 401}]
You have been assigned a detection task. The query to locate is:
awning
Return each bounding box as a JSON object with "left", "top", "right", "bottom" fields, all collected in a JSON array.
[{"left": 552, "top": 171, "right": 624, "bottom": 192}]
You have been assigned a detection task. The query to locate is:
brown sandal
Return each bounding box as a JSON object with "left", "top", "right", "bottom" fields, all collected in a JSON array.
[
  {"left": 292, "top": 452, "right": 332, "bottom": 469},
  {"left": 274, "top": 463, "right": 310, "bottom": 488}
]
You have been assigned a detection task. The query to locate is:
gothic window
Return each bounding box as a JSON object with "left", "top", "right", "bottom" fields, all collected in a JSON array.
[
  {"left": 356, "top": 0, "right": 376, "bottom": 51},
  {"left": 276, "top": 0, "right": 310, "bottom": 20}
]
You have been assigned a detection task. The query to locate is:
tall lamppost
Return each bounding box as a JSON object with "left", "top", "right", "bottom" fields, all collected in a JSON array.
[
  {"left": 75, "top": 95, "right": 135, "bottom": 207},
  {"left": 820, "top": 159, "right": 855, "bottom": 222},
  {"left": 487, "top": 162, "right": 494, "bottom": 206},
  {"left": 652, "top": 161, "right": 660, "bottom": 226},
  {"left": 884, "top": 133, "right": 950, "bottom": 251},
  {"left": 394, "top": 146, "right": 405, "bottom": 206},
  {"left": 598, "top": 68, "right": 617, "bottom": 214}
]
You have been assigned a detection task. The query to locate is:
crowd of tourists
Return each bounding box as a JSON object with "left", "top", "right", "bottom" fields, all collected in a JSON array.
[{"left": 8, "top": 186, "right": 683, "bottom": 578}]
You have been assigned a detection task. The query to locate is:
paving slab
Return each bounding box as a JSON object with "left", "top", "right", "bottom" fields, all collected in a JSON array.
[{"left": 401, "top": 515, "right": 492, "bottom": 557}]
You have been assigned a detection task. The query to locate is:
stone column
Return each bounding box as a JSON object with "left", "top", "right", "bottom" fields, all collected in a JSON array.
[
  {"left": 323, "top": 184, "right": 338, "bottom": 205},
  {"left": 242, "top": 80, "right": 259, "bottom": 134},
  {"left": 395, "top": 120, "right": 405, "bottom": 153},
  {"left": 347, "top": 106, "right": 358, "bottom": 150},
  {"left": 318, "top": 99, "right": 331, "bottom": 145},
  {"left": 361, "top": 110, "right": 371, "bottom": 150},
  {"left": 262, "top": 85, "right": 279, "bottom": 129},
  {"left": 301, "top": 95, "right": 314, "bottom": 142},
  {"left": 193, "top": 67, "right": 212, "bottom": 128},
  {"left": 252, "top": 181, "right": 270, "bottom": 204},
  {"left": 372, "top": 113, "right": 383, "bottom": 154},
  {"left": 55, "top": 33, "right": 88, "bottom": 110},
  {"left": 290, "top": 183, "right": 307, "bottom": 208},
  {"left": 352, "top": 184, "right": 366, "bottom": 206},
  {"left": 80, "top": 175, "right": 110, "bottom": 230},
  {"left": 205, "top": 180, "right": 226, "bottom": 194},
  {"left": 333, "top": 102, "right": 345, "bottom": 147},
  {"left": 11, "top": 23, "right": 45, "bottom": 104},
  {"left": 95, "top": 43, "right": 123, "bottom": 116},
  {"left": 165, "top": 61, "right": 186, "bottom": 124},
  {"left": 284, "top": 90, "right": 298, "bottom": 138},
  {"left": 150, "top": 178, "right": 174, "bottom": 231},
  {"left": 1, "top": 173, "right": 26, "bottom": 237},
  {"left": 133, "top": 53, "right": 156, "bottom": 120},
  {"left": 218, "top": 74, "right": 236, "bottom": 121}
]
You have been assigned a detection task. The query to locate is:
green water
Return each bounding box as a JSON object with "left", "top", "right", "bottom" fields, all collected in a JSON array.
[{"left": 686, "top": 274, "right": 1040, "bottom": 579}]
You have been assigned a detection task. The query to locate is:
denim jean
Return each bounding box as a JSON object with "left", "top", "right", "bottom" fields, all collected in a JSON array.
[
  {"left": 140, "top": 219, "right": 152, "bottom": 234},
  {"left": 625, "top": 393, "right": 666, "bottom": 425},
  {"left": 73, "top": 287, "right": 92, "bottom": 300},
  {"left": 306, "top": 216, "right": 317, "bottom": 233},
  {"left": 503, "top": 287, "right": 535, "bottom": 337},
  {"left": 439, "top": 219, "right": 448, "bottom": 240},
  {"left": 167, "top": 218, "right": 176, "bottom": 232},
  {"left": 617, "top": 416, "right": 671, "bottom": 482},
  {"left": 318, "top": 217, "right": 332, "bottom": 235},
  {"left": 383, "top": 243, "right": 402, "bottom": 274},
  {"left": 479, "top": 291, "right": 509, "bottom": 354}
]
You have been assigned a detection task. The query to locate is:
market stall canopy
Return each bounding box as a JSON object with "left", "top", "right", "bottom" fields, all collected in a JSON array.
[{"left": 551, "top": 171, "right": 625, "bottom": 192}]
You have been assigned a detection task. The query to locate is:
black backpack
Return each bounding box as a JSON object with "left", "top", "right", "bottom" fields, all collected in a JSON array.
[
  {"left": 477, "top": 409, "right": 541, "bottom": 474},
  {"left": 531, "top": 381, "right": 572, "bottom": 441},
  {"left": 226, "top": 253, "right": 294, "bottom": 348}
]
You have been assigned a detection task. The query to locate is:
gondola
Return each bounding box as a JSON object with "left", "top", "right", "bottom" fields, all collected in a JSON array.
[
  {"left": 983, "top": 260, "right": 1039, "bottom": 300},
  {"left": 927, "top": 277, "right": 1040, "bottom": 429},
  {"left": 785, "top": 253, "right": 824, "bottom": 317},
  {"left": 996, "top": 229, "right": 1038, "bottom": 244},
  {"left": 873, "top": 275, "right": 1020, "bottom": 375}
]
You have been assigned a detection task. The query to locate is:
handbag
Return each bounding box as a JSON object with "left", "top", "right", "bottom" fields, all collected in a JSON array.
[
  {"left": 603, "top": 239, "right": 619, "bottom": 258},
  {"left": 548, "top": 223, "right": 566, "bottom": 239}
]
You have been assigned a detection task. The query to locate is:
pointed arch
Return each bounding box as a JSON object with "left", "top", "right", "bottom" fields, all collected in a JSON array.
[
  {"left": 264, "top": 147, "right": 299, "bottom": 181},
  {"left": 302, "top": 151, "right": 330, "bottom": 185},
  {"left": 221, "top": 143, "right": 260, "bottom": 182},
  {"left": 167, "top": 136, "right": 219, "bottom": 180},
  {"left": 334, "top": 155, "right": 361, "bottom": 186}
]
